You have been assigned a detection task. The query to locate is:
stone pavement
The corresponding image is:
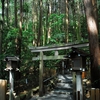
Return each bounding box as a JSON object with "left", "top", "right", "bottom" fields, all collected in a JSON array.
[{"left": 30, "top": 73, "right": 73, "bottom": 100}]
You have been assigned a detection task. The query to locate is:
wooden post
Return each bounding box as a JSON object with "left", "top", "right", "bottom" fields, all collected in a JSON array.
[
  {"left": 62, "top": 61, "right": 64, "bottom": 74},
  {"left": 0, "top": 79, "right": 7, "bottom": 100},
  {"left": 73, "top": 72, "right": 76, "bottom": 100},
  {"left": 82, "top": 71, "right": 86, "bottom": 79},
  {"left": 91, "top": 88, "right": 95, "bottom": 100},
  {"left": 39, "top": 51, "right": 44, "bottom": 96},
  {"left": 78, "top": 91, "right": 80, "bottom": 100},
  {"left": 9, "top": 70, "right": 14, "bottom": 100},
  {"left": 96, "top": 88, "right": 99, "bottom": 100}
]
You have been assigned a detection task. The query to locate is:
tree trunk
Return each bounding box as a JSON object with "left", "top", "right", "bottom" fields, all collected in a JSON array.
[
  {"left": 0, "top": 23, "right": 3, "bottom": 77},
  {"left": 37, "top": 0, "right": 43, "bottom": 46},
  {"left": 65, "top": 0, "right": 69, "bottom": 43},
  {"left": 0, "top": 0, "right": 5, "bottom": 55},
  {"left": 47, "top": 0, "right": 52, "bottom": 44},
  {"left": 1, "top": 0, "right": 5, "bottom": 22},
  {"left": 42, "top": 0, "right": 49, "bottom": 45},
  {"left": 84, "top": 0, "right": 100, "bottom": 88},
  {"left": 14, "top": 0, "right": 17, "bottom": 27},
  {"left": 76, "top": 0, "right": 81, "bottom": 41},
  {"left": 14, "top": 0, "right": 22, "bottom": 81},
  {"left": 6, "top": 0, "right": 9, "bottom": 26},
  {"left": 32, "top": 0, "right": 38, "bottom": 46},
  {"left": 16, "top": 0, "right": 22, "bottom": 57},
  {"left": 0, "top": 0, "right": 5, "bottom": 78}
]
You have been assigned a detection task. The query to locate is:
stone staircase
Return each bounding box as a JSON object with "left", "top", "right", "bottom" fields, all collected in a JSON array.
[{"left": 30, "top": 73, "right": 73, "bottom": 100}]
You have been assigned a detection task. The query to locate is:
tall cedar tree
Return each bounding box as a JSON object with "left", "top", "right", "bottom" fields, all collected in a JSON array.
[
  {"left": 14, "top": 0, "right": 17, "bottom": 27},
  {"left": 84, "top": 0, "right": 100, "bottom": 87},
  {"left": 0, "top": 0, "right": 5, "bottom": 78},
  {"left": 37, "top": 0, "right": 42, "bottom": 46}
]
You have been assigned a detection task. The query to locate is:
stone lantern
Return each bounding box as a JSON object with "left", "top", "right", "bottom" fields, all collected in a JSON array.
[
  {"left": 4, "top": 56, "right": 19, "bottom": 100},
  {"left": 5, "top": 56, "right": 19, "bottom": 71}
]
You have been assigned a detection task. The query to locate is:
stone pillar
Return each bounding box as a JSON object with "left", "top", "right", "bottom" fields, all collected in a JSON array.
[
  {"left": 9, "top": 70, "right": 14, "bottom": 100},
  {"left": 76, "top": 72, "right": 83, "bottom": 100}
]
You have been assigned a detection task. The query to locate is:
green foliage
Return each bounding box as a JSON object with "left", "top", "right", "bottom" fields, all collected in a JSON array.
[
  {"left": 23, "top": 3, "right": 29, "bottom": 13},
  {"left": 2, "top": 27, "right": 18, "bottom": 56},
  {"left": 0, "top": 0, "right": 92, "bottom": 80},
  {"left": 47, "top": 14, "right": 65, "bottom": 44},
  {"left": 1, "top": 22, "right": 34, "bottom": 78},
  {"left": 48, "top": 14, "right": 65, "bottom": 27}
]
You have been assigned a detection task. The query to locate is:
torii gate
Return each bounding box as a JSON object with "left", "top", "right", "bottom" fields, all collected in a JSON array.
[{"left": 29, "top": 42, "right": 89, "bottom": 97}]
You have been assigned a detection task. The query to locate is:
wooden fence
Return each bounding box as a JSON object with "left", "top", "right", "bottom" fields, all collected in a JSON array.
[{"left": 91, "top": 88, "right": 100, "bottom": 100}]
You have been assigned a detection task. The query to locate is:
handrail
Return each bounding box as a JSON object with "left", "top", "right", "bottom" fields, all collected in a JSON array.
[{"left": 43, "top": 75, "right": 57, "bottom": 83}]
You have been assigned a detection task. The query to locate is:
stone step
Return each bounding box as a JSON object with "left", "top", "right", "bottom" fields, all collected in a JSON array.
[
  {"left": 55, "top": 74, "right": 73, "bottom": 98},
  {"left": 54, "top": 87, "right": 73, "bottom": 93},
  {"left": 56, "top": 82, "right": 73, "bottom": 88},
  {"left": 36, "top": 90, "right": 73, "bottom": 100},
  {"left": 57, "top": 74, "right": 72, "bottom": 83},
  {"left": 57, "top": 74, "right": 72, "bottom": 80},
  {"left": 53, "top": 89, "right": 73, "bottom": 95},
  {"left": 57, "top": 78, "right": 72, "bottom": 83},
  {"left": 30, "top": 74, "right": 73, "bottom": 100},
  {"left": 49, "top": 93, "right": 73, "bottom": 99}
]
